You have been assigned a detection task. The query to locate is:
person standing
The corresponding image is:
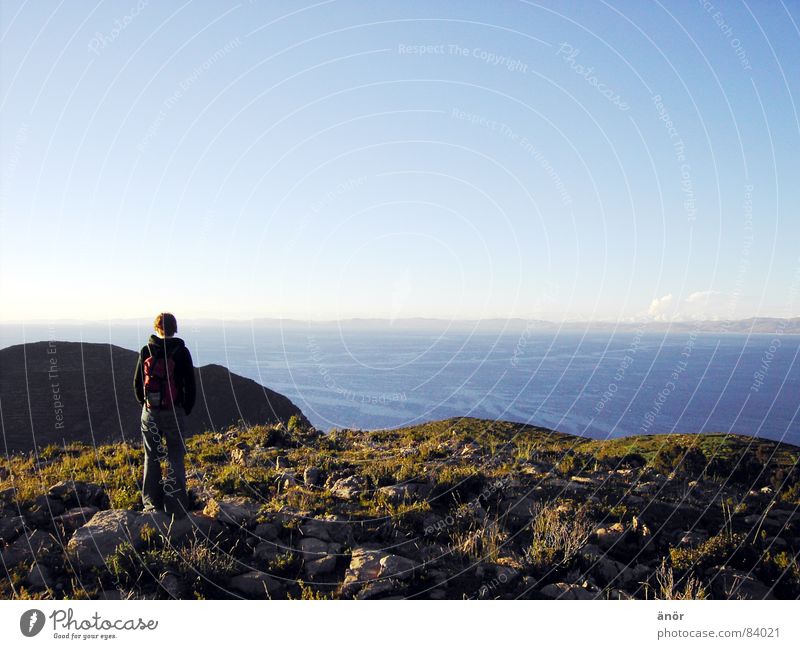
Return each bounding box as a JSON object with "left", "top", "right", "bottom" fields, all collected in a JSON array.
[{"left": 133, "top": 312, "right": 196, "bottom": 516}]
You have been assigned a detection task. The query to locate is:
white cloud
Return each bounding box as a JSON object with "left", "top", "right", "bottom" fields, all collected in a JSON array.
[
  {"left": 644, "top": 291, "right": 728, "bottom": 321},
  {"left": 648, "top": 294, "right": 675, "bottom": 320}
]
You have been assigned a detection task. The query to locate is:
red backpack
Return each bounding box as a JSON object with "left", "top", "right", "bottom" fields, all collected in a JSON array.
[{"left": 143, "top": 345, "right": 179, "bottom": 410}]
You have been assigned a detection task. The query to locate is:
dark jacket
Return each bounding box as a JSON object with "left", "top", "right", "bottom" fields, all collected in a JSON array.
[{"left": 133, "top": 335, "right": 196, "bottom": 415}]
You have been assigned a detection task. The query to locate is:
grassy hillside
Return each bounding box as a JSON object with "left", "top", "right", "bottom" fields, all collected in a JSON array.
[{"left": 1, "top": 417, "right": 799, "bottom": 600}]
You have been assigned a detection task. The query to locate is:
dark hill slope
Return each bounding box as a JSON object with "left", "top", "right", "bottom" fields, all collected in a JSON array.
[{"left": 0, "top": 341, "right": 308, "bottom": 453}]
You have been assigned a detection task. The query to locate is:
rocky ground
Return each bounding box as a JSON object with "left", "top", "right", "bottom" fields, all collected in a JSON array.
[{"left": 1, "top": 417, "right": 799, "bottom": 599}]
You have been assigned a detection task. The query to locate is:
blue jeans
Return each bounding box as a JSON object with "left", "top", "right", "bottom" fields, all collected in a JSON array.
[{"left": 140, "top": 405, "right": 188, "bottom": 516}]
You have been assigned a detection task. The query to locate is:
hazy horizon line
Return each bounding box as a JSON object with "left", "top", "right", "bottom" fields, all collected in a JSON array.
[{"left": 1, "top": 315, "right": 798, "bottom": 325}]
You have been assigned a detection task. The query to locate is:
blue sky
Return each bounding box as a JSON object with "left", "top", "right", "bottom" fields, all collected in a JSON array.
[{"left": 1, "top": 0, "right": 798, "bottom": 322}]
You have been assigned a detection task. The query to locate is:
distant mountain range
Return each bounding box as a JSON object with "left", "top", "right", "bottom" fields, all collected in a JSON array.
[
  {"left": 3, "top": 317, "right": 799, "bottom": 335},
  {"left": 171, "top": 316, "right": 800, "bottom": 334},
  {"left": 0, "top": 341, "right": 308, "bottom": 453},
  {"left": 279, "top": 316, "right": 800, "bottom": 334}
]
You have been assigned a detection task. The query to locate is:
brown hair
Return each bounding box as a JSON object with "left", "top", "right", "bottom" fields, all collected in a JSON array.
[{"left": 154, "top": 312, "right": 178, "bottom": 337}]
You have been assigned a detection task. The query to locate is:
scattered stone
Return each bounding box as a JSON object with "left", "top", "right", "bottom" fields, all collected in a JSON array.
[
  {"left": 228, "top": 570, "right": 282, "bottom": 598},
  {"left": 638, "top": 500, "right": 703, "bottom": 530},
  {"left": 66, "top": 509, "right": 202, "bottom": 570},
  {"left": 48, "top": 481, "right": 109, "bottom": 509},
  {"left": 30, "top": 494, "right": 67, "bottom": 519},
  {"left": 633, "top": 483, "right": 659, "bottom": 496},
  {"left": 769, "top": 508, "right": 796, "bottom": 521},
  {"left": 418, "top": 543, "right": 450, "bottom": 565},
  {"left": 579, "top": 543, "right": 603, "bottom": 561},
  {"left": 299, "top": 518, "right": 332, "bottom": 542},
  {"left": 304, "top": 555, "right": 338, "bottom": 580},
  {"left": 341, "top": 546, "right": 417, "bottom": 598},
  {"left": 356, "top": 579, "right": 404, "bottom": 599},
  {"left": 97, "top": 590, "right": 123, "bottom": 600},
  {"left": 136, "top": 511, "right": 193, "bottom": 542},
  {"left": 708, "top": 567, "right": 774, "bottom": 600},
  {"left": 427, "top": 568, "right": 450, "bottom": 586},
  {"left": 330, "top": 475, "right": 365, "bottom": 500},
  {"left": 0, "top": 487, "right": 18, "bottom": 503},
  {"left": 203, "top": 497, "right": 260, "bottom": 527},
  {"left": 158, "top": 572, "right": 184, "bottom": 599},
  {"left": 595, "top": 523, "right": 627, "bottom": 550},
  {"left": 66, "top": 510, "right": 141, "bottom": 569},
  {"left": 677, "top": 530, "right": 708, "bottom": 547},
  {"left": 341, "top": 547, "right": 384, "bottom": 597},
  {"left": 421, "top": 512, "right": 446, "bottom": 535},
  {"left": 591, "top": 556, "right": 628, "bottom": 584},
  {"left": 320, "top": 516, "right": 356, "bottom": 544},
  {"left": 0, "top": 515, "right": 25, "bottom": 543},
  {"left": 298, "top": 537, "right": 329, "bottom": 557},
  {"left": 460, "top": 442, "right": 482, "bottom": 457},
  {"left": 377, "top": 482, "right": 432, "bottom": 504},
  {"left": 253, "top": 541, "right": 282, "bottom": 563},
  {"left": 185, "top": 513, "right": 227, "bottom": 542},
  {"left": 253, "top": 521, "right": 279, "bottom": 541},
  {"left": 26, "top": 529, "right": 58, "bottom": 555},
  {"left": 303, "top": 467, "right": 322, "bottom": 486},
  {"left": 501, "top": 497, "right": 537, "bottom": 522},
  {"left": 1, "top": 529, "right": 57, "bottom": 569},
  {"left": 743, "top": 514, "right": 782, "bottom": 533},
  {"left": 545, "top": 477, "right": 590, "bottom": 493},
  {"left": 378, "top": 485, "right": 409, "bottom": 503},
  {"left": 53, "top": 506, "right": 99, "bottom": 535},
  {"left": 1, "top": 412, "right": 795, "bottom": 601},
  {"left": 540, "top": 582, "right": 596, "bottom": 600},
  {"left": 26, "top": 562, "right": 54, "bottom": 590},
  {"left": 379, "top": 554, "right": 417, "bottom": 579}
]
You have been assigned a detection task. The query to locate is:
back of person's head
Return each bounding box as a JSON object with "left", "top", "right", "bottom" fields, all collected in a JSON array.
[{"left": 154, "top": 312, "right": 178, "bottom": 337}]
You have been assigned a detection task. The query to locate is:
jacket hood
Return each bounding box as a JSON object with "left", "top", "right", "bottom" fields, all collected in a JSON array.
[{"left": 146, "top": 335, "right": 185, "bottom": 356}]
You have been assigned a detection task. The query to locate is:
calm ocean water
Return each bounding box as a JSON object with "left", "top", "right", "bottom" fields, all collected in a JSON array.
[{"left": 2, "top": 323, "right": 798, "bottom": 445}]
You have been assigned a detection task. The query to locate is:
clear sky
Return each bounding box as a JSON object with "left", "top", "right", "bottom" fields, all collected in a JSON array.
[{"left": 1, "top": 0, "right": 798, "bottom": 322}]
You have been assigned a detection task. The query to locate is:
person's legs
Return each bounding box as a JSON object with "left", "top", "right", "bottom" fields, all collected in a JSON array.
[
  {"left": 140, "top": 406, "right": 166, "bottom": 511},
  {"left": 160, "top": 408, "right": 189, "bottom": 516}
]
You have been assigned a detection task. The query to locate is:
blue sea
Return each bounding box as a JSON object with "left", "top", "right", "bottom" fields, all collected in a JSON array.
[{"left": 2, "top": 323, "right": 798, "bottom": 445}]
